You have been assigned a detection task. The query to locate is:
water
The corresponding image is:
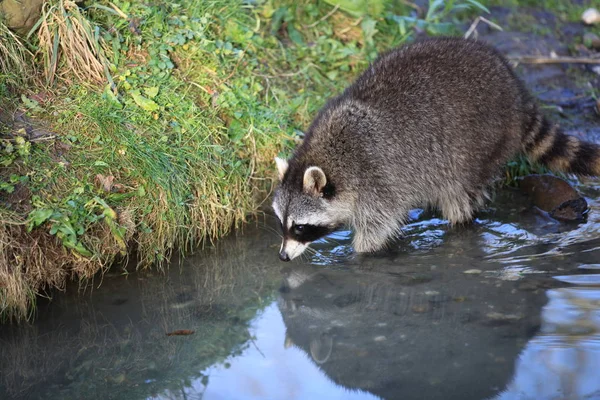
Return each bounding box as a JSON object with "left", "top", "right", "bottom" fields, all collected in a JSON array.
[{"left": 2, "top": 186, "right": 600, "bottom": 400}]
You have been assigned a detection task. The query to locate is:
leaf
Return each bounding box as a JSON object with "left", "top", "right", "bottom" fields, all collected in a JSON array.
[
  {"left": 21, "top": 95, "right": 41, "bottom": 110},
  {"left": 287, "top": 24, "right": 304, "bottom": 45},
  {"left": 94, "top": 161, "right": 109, "bottom": 167},
  {"left": 361, "top": 17, "right": 378, "bottom": 44},
  {"left": 28, "top": 209, "right": 54, "bottom": 230},
  {"left": 270, "top": 7, "right": 287, "bottom": 34},
  {"left": 95, "top": 174, "right": 115, "bottom": 192},
  {"left": 103, "top": 84, "right": 122, "bottom": 108},
  {"left": 465, "top": 0, "right": 490, "bottom": 13},
  {"left": 93, "top": 196, "right": 118, "bottom": 220},
  {"left": 144, "top": 86, "right": 159, "bottom": 98},
  {"left": 322, "top": 0, "right": 384, "bottom": 17},
  {"left": 227, "top": 119, "right": 245, "bottom": 141},
  {"left": 71, "top": 242, "right": 93, "bottom": 257},
  {"left": 426, "top": 0, "right": 445, "bottom": 21},
  {"left": 130, "top": 90, "right": 159, "bottom": 112},
  {"left": 426, "top": 22, "right": 455, "bottom": 35}
]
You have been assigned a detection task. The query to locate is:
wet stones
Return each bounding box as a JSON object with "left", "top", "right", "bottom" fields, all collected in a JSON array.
[{"left": 519, "top": 174, "right": 588, "bottom": 222}]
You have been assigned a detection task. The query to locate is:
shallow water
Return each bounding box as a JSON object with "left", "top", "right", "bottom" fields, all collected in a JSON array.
[{"left": 2, "top": 186, "right": 600, "bottom": 400}]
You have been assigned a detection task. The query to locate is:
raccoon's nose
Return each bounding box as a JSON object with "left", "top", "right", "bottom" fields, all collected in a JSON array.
[{"left": 279, "top": 250, "right": 291, "bottom": 262}]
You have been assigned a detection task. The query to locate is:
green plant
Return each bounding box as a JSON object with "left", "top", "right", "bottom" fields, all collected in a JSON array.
[
  {"left": 27, "top": 193, "right": 127, "bottom": 257},
  {"left": 0, "top": 133, "right": 31, "bottom": 168},
  {"left": 388, "top": 0, "right": 489, "bottom": 38}
]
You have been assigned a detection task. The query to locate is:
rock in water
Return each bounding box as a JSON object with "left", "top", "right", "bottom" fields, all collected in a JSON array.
[{"left": 519, "top": 174, "right": 588, "bottom": 221}]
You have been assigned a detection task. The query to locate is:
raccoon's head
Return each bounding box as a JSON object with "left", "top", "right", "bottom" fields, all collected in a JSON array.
[{"left": 272, "top": 157, "right": 349, "bottom": 262}]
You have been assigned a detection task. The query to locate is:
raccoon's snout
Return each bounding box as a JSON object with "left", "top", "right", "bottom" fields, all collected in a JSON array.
[
  {"left": 279, "top": 239, "right": 308, "bottom": 262},
  {"left": 279, "top": 250, "right": 291, "bottom": 262}
]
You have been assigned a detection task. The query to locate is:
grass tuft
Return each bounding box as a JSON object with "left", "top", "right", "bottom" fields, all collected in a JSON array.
[
  {"left": 0, "top": 22, "right": 33, "bottom": 85},
  {"left": 32, "top": 0, "right": 114, "bottom": 86}
]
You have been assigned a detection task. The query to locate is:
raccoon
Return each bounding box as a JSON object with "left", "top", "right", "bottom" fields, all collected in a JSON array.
[{"left": 272, "top": 37, "right": 600, "bottom": 262}]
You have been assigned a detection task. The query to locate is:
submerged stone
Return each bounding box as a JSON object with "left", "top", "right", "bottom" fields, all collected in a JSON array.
[{"left": 519, "top": 174, "right": 588, "bottom": 221}]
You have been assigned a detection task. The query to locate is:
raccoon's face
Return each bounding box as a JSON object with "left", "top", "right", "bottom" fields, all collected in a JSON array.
[{"left": 272, "top": 157, "right": 347, "bottom": 262}]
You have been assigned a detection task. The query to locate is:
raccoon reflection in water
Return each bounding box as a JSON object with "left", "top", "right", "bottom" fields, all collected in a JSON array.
[{"left": 272, "top": 37, "right": 600, "bottom": 261}]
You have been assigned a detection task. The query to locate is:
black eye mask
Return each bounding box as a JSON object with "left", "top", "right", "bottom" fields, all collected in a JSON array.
[{"left": 291, "top": 224, "right": 334, "bottom": 243}]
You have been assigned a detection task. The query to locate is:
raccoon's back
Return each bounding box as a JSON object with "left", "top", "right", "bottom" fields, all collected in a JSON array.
[
  {"left": 347, "top": 37, "right": 530, "bottom": 139},
  {"left": 339, "top": 37, "right": 531, "bottom": 184},
  {"left": 350, "top": 37, "right": 529, "bottom": 111}
]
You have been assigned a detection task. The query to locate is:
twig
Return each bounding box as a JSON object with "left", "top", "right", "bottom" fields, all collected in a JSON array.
[
  {"left": 509, "top": 56, "right": 600, "bottom": 64},
  {"left": 304, "top": 5, "right": 340, "bottom": 29},
  {"left": 1, "top": 135, "right": 56, "bottom": 143},
  {"left": 108, "top": 2, "right": 128, "bottom": 19},
  {"left": 464, "top": 16, "right": 503, "bottom": 39},
  {"left": 252, "top": 63, "right": 319, "bottom": 78},
  {"left": 249, "top": 334, "right": 266, "bottom": 358}
]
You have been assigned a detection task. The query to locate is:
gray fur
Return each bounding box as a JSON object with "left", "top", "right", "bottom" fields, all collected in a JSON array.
[{"left": 272, "top": 37, "right": 600, "bottom": 261}]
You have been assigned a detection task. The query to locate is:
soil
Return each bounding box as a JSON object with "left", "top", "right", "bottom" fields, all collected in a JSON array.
[{"left": 466, "top": 6, "right": 600, "bottom": 142}]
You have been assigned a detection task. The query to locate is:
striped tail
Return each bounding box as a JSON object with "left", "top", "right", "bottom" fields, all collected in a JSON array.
[{"left": 522, "top": 113, "right": 600, "bottom": 176}]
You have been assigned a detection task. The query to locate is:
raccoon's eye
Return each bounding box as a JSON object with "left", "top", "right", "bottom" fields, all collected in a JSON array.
[{"left": 294, "top": 225, "right": 305, "bottom": 235}]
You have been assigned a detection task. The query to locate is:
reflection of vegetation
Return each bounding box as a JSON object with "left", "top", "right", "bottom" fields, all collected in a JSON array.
[{"left": 0, "top": 232, "right": 281, "bottom": 399}]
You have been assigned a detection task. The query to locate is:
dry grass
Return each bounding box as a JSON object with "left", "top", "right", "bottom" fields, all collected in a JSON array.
[
  {"left": 0, "top": 22, "right": 33, "bottom": 84},
  {"left": 0, "top": 208, "right": 128, "bottom": 322},
  {"left": 0, "top": 212, "right": 69, "bottom": 320},
  {"left": 34, "top": 0, "right": 113, "bottom": 86}
]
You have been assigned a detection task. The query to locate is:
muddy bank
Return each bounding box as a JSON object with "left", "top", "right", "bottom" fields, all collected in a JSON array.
[{"left": 470, "top": 5, "right": 600, "bottom": 141}]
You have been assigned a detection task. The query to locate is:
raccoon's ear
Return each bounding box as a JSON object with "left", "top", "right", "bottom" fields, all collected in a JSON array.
[
  {"left": 303, "top": 166, "right": 327, "bottom": 196},
  {"left": 275, "top": 157, "right": 288, "bottom": 180}
]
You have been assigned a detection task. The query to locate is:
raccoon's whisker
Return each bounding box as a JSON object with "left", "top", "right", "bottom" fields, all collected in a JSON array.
[
  {"left": 303, "top": 247, "right": 320, "bottom": 260},
  {"left": 256, "top": 223, "right": 283, "bottom": 238},
  {"left": 323, "top": 238, "right": 344, "bottom": 246},
  {"left": 304, "top": 246, "right": 318, "bottom": 255}
]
